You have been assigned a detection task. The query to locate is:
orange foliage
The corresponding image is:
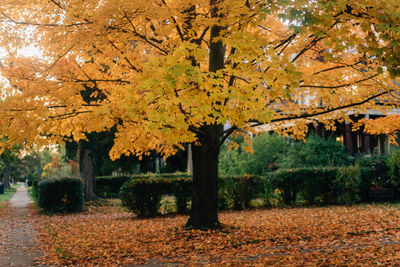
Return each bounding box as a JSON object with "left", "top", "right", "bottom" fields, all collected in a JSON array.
[
  {"left": 0, "top": 1, "right": 398, "bottom": 157},
  {"left": 34, "top": 204, "right": 400, "bottom": 266},
  {"left": 365, "top": 114, "right": 400, "bottom": 144}
]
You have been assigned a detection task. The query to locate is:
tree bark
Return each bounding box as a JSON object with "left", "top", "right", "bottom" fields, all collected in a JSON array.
[
  {"left": 184, "top": 0, "right": 226, "bottom": 229},
  {"left": 185, "top": 124, "right": 223, "bottom": 229},
  {"left": 79, "top": 142, "right": 96, "bottom": 201}
]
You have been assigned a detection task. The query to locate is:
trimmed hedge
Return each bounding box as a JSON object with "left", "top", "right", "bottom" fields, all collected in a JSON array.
[
  {"left": 219, "top": 175, "right": 263, "bottom": 210},
  {"left": 120, "top": 177, "right": 191, "bottom": 217},
  {"left": 95, "top": 172, "right": 191, "bottom": 198},
  {"left": 38, "top": 177, "right": 84, "bottom": 213},
  {"left": 300, "top": 167, "right": 338, "bottom": 205},
  {"left": 119, "top": 174, "right": 263, "bottom": 217},
  {"left": 95, "top": 176, "right": 131, "bottom": 198},
  {"left": 266, "top": 166, "right": 370, "bottom": 205},
  {"left": 266, "top": 168, "right": 308, "bottom": 205}
]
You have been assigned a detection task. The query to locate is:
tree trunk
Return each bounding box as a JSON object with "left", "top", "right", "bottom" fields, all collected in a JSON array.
[
  {"left": 185, "top": 0, "right": 226, "bottom": 229},
  {"left": 185, "top": 124, "right": 223, "bottom": 229},
  {"left": 3, "top": 163, "right": 10, "bottom": 189},
  {"left": 79, "top": 142, "right": 96, "bottom": 201}
]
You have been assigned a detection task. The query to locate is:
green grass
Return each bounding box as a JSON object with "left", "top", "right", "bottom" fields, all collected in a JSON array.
[{"left": 0, "top": 184, "right": 18, "bottom": 208}]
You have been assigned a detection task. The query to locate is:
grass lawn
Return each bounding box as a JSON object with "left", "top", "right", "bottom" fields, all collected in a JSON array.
[
  {"left": 0, "top": 184, "right": 17, "bottom": 209},
  {"left": 34, "top": 202, "right": 400, "bottom": 266}
]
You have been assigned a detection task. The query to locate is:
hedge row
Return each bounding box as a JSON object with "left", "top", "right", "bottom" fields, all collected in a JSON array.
[
  {"left": 37, "top": 177, "right": 84, "bottom": 213},
  {"left": 95, "top": 172, "right": 191, "bottom": 198},
  {"left": 120, "top": 175, "right": 262, "bottom": 217},
  {"left": 266, "top": 166, "right": 371, "bottom": 205},
  {"left": 104, "top": 165, "right": 397, "bottom": 217}
]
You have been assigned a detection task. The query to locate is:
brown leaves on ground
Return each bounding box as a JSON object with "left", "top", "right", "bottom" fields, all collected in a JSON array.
[{"left": 35, "top": 203, "right": 400, "bottom": 266}]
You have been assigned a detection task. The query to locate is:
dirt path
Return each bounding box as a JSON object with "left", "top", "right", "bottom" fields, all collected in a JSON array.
[{"left": 0, "top": 184, "right": 42, "bottom": 266}]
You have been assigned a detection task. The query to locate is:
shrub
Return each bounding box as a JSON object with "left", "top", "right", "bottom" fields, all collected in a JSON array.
[
  {"left": 169, "top": 177, "right": 192, "bottom": 214},
  {"left": 300, "top": 167, "right": 338, "bottom": 205},
  {"left": 218, "top": 133, "right": 289, "bottom": 176},
  {"left": 357, "top": 155, "right": 389, "bottom": 187},
  {"left": 37, "top": 177, "right": 84, "bottom": 213},
  {"left": 281, "top": 134, "right": 351, "bottom": 168},
  {"left": 94, "top": 172, "right": 191, "bottom": 199},
  {"left": 266, "top": 167, "right": 340, "bottom": 206},
  {"left": 387, "top": 150, "right": 400, "bottom": 193},
  {"left": 359, "top": 167, "right": 373, "bottom": 202},
  {"left": 335, "top": 165, "right": 361, "bottom": 204},
  {"left": 266, "top": 169, "right": 306, "bottom": 205},
  {"left": 261, "top": 181, "right": 283, "bottom": 207},
  {"left": 218, "top": 175, "right": 263, "bottom": 210},
  {"left": 245, "top": 134, "right": 289, "bottom": 175},
  {"left": 120, "top": 176, "right": 192, "bottom": 217},
  {"left": 94, "top": 176, "right": 131, "bottom": 198},
  {"left": 120, "top": 178, "right": 165, "bottom": 217}
]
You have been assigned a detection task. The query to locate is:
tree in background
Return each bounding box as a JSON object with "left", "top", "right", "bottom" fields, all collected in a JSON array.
[
  {"left": 280, "top": 134, "right": 352, "bottom": 168},
  {"left": 219, "top": 133, "right": 289, "bottom": 175},
  {"left": 0, "top": 146, "right": 21, "bottom": 189},
  {"left": 0, "top": 1, "right": 399, "bottom": 228}
]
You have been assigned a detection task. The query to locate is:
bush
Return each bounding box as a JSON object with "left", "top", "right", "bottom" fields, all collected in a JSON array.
[
  {"left": 357, "top": 155, "right": 389, "bottom": 187},
  {"left": 218, "top": 133, "right": 289, "bottom": 176},
  {"left": 120, "top": 174, "right": 264, "bottom": 216},
  {"left": 218, "top": 175, "right": 263, "bottom": 210},
  {"left": 266, "top": 167, "right": 340, "bottom": 206},
  {"left": 387, "top": 150, "right": 400, "bottom": 193},
  {"left": 120, "top": 176, "right": 192, "bottom": 217},
  {"left": 120, "top": 178, "right": 165, "bottom": 217},
  {"left": 37, "top": 177, "right": 84, "bottom": 213},
  {"left": 169, "top": 177, "right": 192, "bottom": 214},
  {"left": 335, "top": 165, "right": 361, "bottom": 204},
  {"left": 95, "top": 176, "right": 131, "bottom": 198},
  {"left": 266, "top": 169, "right": 306, "bottom": 205},
  {"left": 300, "top": 167, "right": 338, "bottom": 205},
  {"left": 245, "top": 134, "right": 289, "bottom": 175},
  {"left": 359, "top": 167, "right": 373, "bottom": 202},
  {"left": 281, "top": 134, "right": 351, "bottom": 168},
  {"left": 95, "top": 172, "right": 191, "bottom": 199}
]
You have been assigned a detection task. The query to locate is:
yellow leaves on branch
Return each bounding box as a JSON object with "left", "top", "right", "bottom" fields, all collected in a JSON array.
[
  {"left": 365, "top": 114, "right": 400, "bottom": 144},
  {"left": 0, "top": 0, "right": 399, "bottom": 156}
]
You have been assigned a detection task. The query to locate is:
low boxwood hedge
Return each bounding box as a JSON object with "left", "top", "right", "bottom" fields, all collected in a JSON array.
[
  {"left": 120, "top": 176, "right": 191, "bottom": 217},
  {"left": 38, "top": 177, "right": 84, "bottom": 213}
]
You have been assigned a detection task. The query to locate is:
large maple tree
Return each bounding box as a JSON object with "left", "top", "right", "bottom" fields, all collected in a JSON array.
[{"left": 0, "top": 0, "right": 399, "bottom": 228}]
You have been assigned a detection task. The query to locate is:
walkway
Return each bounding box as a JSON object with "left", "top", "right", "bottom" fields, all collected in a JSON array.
[{"left": 0, "top": 184, "right": 42, "bottom": 266}]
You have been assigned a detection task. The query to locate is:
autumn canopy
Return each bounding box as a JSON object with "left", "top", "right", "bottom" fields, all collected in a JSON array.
[{"left": 0, "top": 0, "right": 399, "bottom": 228}]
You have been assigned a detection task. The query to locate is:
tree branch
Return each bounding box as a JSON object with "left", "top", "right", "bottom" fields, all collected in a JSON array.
[{"left": 250, "top": 90, "right": 390, "bottom": 128}]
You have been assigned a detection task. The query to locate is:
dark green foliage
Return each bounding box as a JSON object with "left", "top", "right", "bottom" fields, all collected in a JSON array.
[
  {"left": 95, "top": 172, "right": 191, "bottom": 198},
  {"left": 387, "top": 150, "right": 400, "bottom": 192},
  {"left": 38, "top": 177, "right": 84, "bottom": 213},
  {"left": 169, "top": 178, "right": 192, "bottom": 214},
  {"left": 359, "top": 167, "right": 373, "bottom": 202},
  {"left": 120, "top": 178, "right": 165, "bottom": 217},
  {"left": 120, "top": 176, "right": 192, "bottom": 217},
  {"left": 218, "top": 175, "right": 263, "bottom": 210},
  {"left": 119, "top": 174, "right": 263, "bottom": 216},
  {"left": 335, "top": 166, "right": 361, "bottom": 204},
  {"left": 219, "top": 133, "right": 288, "bottom": 176},
  {"left": 281, "top": 134, "right": 351, "bottom": 168},
  {"left": 266, "top": 166, "right": 365, "bottom": 206},
  {"left": 131, "top": 172, "right": 191, "bottom": 179},
  {"left": 300, "top": 167, "right": 338, "bottom": 205},
  {"left": 266, "top": 169, "right": 307, "bottom": 205},
  {"left": 357, "top": 155, "right": 389, "bottom": 186},
  {"left": 95, "top": 176, "right": 131, "bottom": 198}
]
